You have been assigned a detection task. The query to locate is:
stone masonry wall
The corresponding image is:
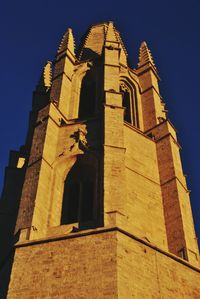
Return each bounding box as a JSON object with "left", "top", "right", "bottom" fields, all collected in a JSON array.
[
  {"left": 7, "top": 229, "right": 200, "bottom": 299},
  {"left": 124, "top": 125, "right": 167, "bottom": 250},
  {"left": 117, "top": 230, "right": 200, "bottom": 299},
  {"left": 7, "top": 230, "right": 118, "bottom": 299}
]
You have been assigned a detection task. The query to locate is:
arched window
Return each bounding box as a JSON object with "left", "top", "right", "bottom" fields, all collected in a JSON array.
[
  {"left": 120, "top": 82, "right": 139, "bottom": 128},
  {"left": 61, "top": 155, "right": 99, "bottom": 227},
  {"left": 78, "top": 71, "right": 96, "bottom": 119}
]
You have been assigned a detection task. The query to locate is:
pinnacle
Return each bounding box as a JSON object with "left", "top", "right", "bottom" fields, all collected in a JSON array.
[
  {"left": 105, "top": 21, "right": 118, "bottom": 42},
  {"left": 141, "top": 41, "right": 147, "bottom": 47},
  {"left": 43, "top": 61, "right": 52, "bottom": 88},
  {"left": 105, "top": 22, "right": 128, "bottom": 60},
  {"left": 57, "top": 28, "right": 75, "bottom": 55},
  {"left": 138, "top": 41, "right": 157, "bottom": 70},
  {"left": 37, "top": 61, "right": 52, "bottom": 90}
]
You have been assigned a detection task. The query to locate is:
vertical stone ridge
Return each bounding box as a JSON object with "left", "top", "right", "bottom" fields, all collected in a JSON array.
[
  {"left": 78, "top": 26, "right": 92, "bottom": 59},
  {"left": 113, "top": 29, "right": 128, "bottom": 57}
]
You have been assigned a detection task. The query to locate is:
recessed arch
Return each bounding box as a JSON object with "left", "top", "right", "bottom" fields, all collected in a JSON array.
[
  {"left": 70, "top": 62, "right": 91, "bottom": 119},
  {"left": 78, "top": 71, "right": 96, "bottom": 118},
  {"left": 61, "top": 154, "right": 101, "bottom": 228},
  {"left": 120, "top": 78, "right": 139, "bottom": 128},
  {"left": 47, "top": 155, "right": 77, "bottom": 228}
]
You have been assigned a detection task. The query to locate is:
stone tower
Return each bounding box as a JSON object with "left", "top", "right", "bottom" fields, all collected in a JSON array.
[{"left": 1, "top": 22, "right": 200, "bottom": 298}]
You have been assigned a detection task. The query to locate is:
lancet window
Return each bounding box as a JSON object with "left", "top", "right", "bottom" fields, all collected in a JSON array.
[
  {"left": 78, "top": 71, "right": 96, "bottom": 119},
  {"left": 120, "top": 82, "right": 139, "bottom": 128},
  {"left": 61, "top": 155, "right": 98, "bottom": 227}
]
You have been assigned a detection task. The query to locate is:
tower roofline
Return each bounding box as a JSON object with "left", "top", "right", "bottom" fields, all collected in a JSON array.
[{"left": 77, "top": 21, "right": 128, "bottom": 61}]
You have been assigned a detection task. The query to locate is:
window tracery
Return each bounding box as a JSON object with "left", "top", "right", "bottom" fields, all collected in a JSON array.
[{"left": 120, "top": 81, "right": 139, "bottom": 128}]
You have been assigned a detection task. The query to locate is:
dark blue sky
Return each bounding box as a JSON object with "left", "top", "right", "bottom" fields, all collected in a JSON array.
[{"left": 0, "top": 0, "right": 200, "bottom": 242}]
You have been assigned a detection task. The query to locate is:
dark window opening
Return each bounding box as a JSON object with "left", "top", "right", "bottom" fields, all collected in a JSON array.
[
  {"left": 79, "top": 72, "right": 96, "bottom": 119},
  {"left": 61, "top": 182, "right": 79, "bottom": 224},
  {"left": 177, "top": 248, "right": 188, "bottom": 260},
  {"left": 122, "top": 90, "right": 131, "bottom": 124},
  {"left": 81, "top": 180, "right": 94, "bottom": 222},
  {"left": 61, "top": 156, "right": 98, "bottom": 227}
]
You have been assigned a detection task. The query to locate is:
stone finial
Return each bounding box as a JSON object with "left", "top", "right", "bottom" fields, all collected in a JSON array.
[
  {"left": 57, "top": 28, "right": 75, "bottom": 55},
  {"left": 37, "top": 61, "right": 52, "bottom": 90},
  {"left": 138, "top": 41, "right": 157, "bottom": 70},
  {"left": 105, "top": 21, "right": 118, "bottom": 42}
]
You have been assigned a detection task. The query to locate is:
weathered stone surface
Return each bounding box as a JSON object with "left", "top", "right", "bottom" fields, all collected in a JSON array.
[
  {"left": 7, "top": 229, "right": 200, "bottom": 299},
  {"left": 1, "top": 22, "right": 199, "bottom": 298}
]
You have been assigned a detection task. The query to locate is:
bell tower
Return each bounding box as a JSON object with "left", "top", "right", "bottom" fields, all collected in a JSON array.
[{"left": 1, "top": 22, "right": 200, "bottom": 298}]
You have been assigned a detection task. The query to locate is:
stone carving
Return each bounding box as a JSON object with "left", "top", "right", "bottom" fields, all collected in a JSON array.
[
  {"left": 120, "top": 82, "right": 129, "bottom": 92},
  {"left": 70, "top": 127, "right": 89, "bottom": 152}
]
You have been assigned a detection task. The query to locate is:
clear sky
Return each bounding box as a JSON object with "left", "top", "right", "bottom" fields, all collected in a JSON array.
[{"left": 0, "top": 0, "right": 200, "bottom": 243}]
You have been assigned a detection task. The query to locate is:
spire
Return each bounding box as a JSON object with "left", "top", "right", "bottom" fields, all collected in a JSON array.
[
  {"left": 105, "top": 22, "right": 128, "bottom": 66},
  {"left": 37, "top": 61, "right": 52, "bottom": 91},
  {"left": 57, "top": 28, "right": 75, "bottom": 55},
  {"left": 105, "top": 21, "right": 118, "bottom": 42},
  {"left": 138, "top": 41, "right": 157, "bottom": 70}
]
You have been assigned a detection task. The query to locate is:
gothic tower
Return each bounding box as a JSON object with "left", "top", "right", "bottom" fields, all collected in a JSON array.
[{"left": 1, "top": 22, "right": 200, "bottom": 298}]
